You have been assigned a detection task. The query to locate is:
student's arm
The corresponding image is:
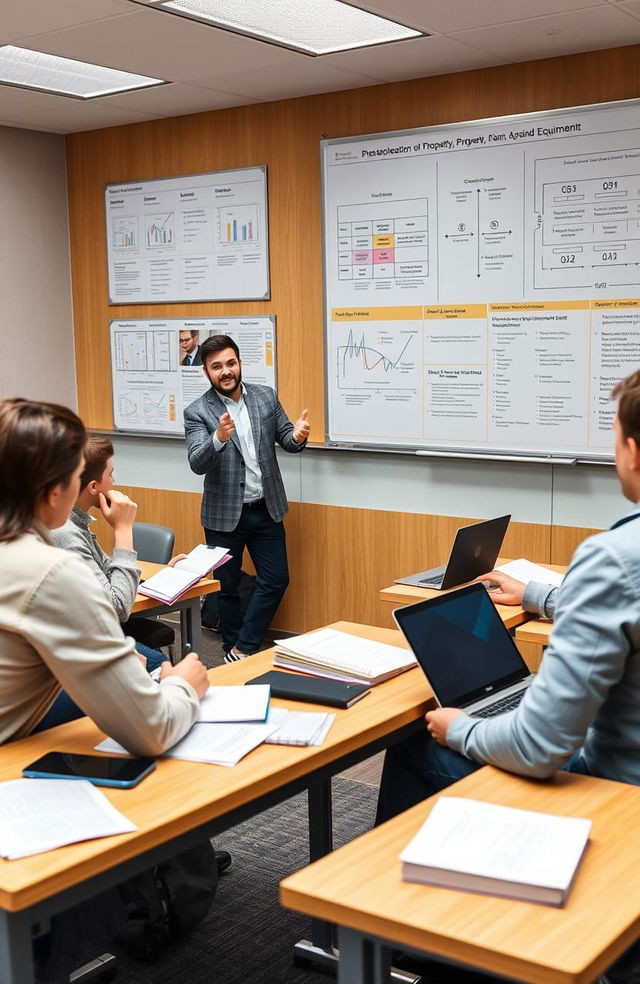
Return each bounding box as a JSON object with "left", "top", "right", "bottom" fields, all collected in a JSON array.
[
  {"left": 184, "top": 404, "right": 224, "bottom": 475},
  {"left": 25, "top": 553, "right": 206, "bottom": 756},
  {"left": 476, "top": 571, "right": 557, "bottom": 618},
  {"left": 52, "top": 520, "right": 139, "bottom": 622},
  {"left": 445, "top": 536, "right": 633, "bottom": 777}
]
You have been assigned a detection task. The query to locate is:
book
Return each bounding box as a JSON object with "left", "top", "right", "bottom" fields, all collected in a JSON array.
[
  {"left": 400, "top": 796, "right": 591, "bottom": 907},
  {"left": 495, "top": 559, "right": 564, "bottom": 588},
  {"left": 246, "top": 670, "right": 370, "bottom": 708},
  {"left": 137, "top": 544, "right": 231, "bottom": 604},
  {"left": 272, "top": 628, "right": 417, "bottom": 686}
]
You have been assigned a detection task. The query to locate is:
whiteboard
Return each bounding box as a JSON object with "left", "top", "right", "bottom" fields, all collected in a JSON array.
[
  {"left": 105, "top": 166, "right": 269, "bottom": 304},
  {"left": 322, "top": 99, "right": 640, "bottom": 462},
  {"left": 110, "top": 316, "right": 276, "bottom": 435}
]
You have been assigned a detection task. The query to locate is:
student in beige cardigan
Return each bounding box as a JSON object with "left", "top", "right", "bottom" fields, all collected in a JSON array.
[{"left": 0, "top": 398, "right": 208, "bottom": 753}]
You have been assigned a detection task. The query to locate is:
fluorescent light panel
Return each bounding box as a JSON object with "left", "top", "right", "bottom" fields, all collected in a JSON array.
[
  {"left": 0, "top": 45, "right": 165, "bottom": 99},
  {"left": 146, "top": 0, "right": 422, "bottom": 55}
]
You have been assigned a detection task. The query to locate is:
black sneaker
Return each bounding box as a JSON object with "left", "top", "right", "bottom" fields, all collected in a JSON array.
[{"left": 223, "top": 649, "right": 249, "bottom": 664}]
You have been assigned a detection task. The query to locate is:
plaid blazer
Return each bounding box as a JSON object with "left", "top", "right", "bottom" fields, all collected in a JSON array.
[{"left": 184, "top": 384, "right": 305, "bottom": 532}]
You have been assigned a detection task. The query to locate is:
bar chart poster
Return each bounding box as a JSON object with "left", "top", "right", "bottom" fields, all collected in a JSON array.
[
  {"left": 105, "top": 166, "right": 270, "bottom": 304},
  {"left": 110, "top": 316, "right": 276, "bottom": 435},
  {"left": 322, "top": 99, "right": 640, "bottom": 461}
]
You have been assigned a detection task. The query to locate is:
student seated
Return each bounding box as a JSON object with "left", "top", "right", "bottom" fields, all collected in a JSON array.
[
  {"left": 377, "top": 368, "right": 640, "bottom": 825},
  {"left": 51, "top": 436, "right": 182, "bottom": 659},
  {"left": 0, "top": 398, "right": 208, "bottom": 750}
]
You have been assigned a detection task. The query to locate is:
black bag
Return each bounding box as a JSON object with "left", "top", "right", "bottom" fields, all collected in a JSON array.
[
  {"left": 201, "top": 570, "right": 256, "bottom": 630},
  {"left": 116, "top": 841, "right": 218, "bottom": 962}
]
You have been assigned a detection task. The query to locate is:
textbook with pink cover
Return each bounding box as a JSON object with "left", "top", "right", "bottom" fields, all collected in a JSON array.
[{"left": 138, "top": 544, "right": 231, "bottom": 604}]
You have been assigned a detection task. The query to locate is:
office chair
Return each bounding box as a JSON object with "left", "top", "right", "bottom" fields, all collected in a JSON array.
[{"left": 125, "top": 523, "right": 177, "bottom": 652}]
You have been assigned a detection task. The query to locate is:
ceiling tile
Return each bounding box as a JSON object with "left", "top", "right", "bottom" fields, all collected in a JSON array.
[
  {"left": 324, "top": 34, "right": 510, "bottom": 82},
  {"left": 188, "top": 56, "right": 379, "bottom": 101},
  {"left": 100, "top": 81, "right": 261, "bottom": 114},
  {"left": 0, "top": 86, "right": 155, "bottom": 132},
  {"left": 614, "top": 0, "right": 640, "bottom": 21},
  {"left": 450, "top": 4, "right": 640, "bottom": 60},
  {"left": 0, "top": 0, "right": 133, "bottom": 44},
  {"left": 16, "top": 9, "right": 300, "bottom": 85},
  {"left": 352, "top": 0, "right": 609, "bottom": 34}
]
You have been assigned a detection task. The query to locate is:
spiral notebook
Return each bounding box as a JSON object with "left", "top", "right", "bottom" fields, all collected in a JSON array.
[{"left": 273, "top": 627, "right": 416, "bottom": 686}]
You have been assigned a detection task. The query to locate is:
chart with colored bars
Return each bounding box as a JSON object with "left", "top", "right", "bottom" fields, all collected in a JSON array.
[
  {"left": 112, "top": 215, "right": 138, "bottom": 251},
  {"left": 337, "top": 199, "right": 428, "bottom": 281},
  {"left": 146, "top": 213, "right": 174, "bottom": 248},
  {"left": 218, "top": 204, "right": 259, "bottom": 245}
]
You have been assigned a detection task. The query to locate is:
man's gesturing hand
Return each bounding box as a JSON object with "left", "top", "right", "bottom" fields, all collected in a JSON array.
[
  {"left": 292, "top": 408, "right": 310, "bottom": 444},
  {"left": 216, "top": 412, "right": 235, "bottom": 443}
]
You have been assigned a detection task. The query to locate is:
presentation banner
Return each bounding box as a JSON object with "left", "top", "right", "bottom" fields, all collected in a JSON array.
[
  {"left": 323, "top": 100, "right": 640, "bottom": 461},
  {"left": 110, "top": 316, "right": 276, "bottom": 435},
  {"left": 105, "top": 166, "right": 269, "bottom": 304}
]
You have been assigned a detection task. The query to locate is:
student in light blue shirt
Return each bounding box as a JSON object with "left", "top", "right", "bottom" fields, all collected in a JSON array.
[{"left": 377, "top": 368, "right": 640, "bottom": 825}]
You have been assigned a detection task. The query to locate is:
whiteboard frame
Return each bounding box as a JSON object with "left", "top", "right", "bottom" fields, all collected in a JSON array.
[
  {"left": 105, "top": 164, "right": 270, "bottom": 305},
  {"left": 321, "top": 95, "right": 640, "bottom": 465}
]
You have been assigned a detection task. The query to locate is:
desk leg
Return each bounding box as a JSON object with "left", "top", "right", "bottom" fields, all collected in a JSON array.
[
  {"left": 293, "top": 778, "right": 337, "bottom": 969},
  {"left": 0, "top": 909, "right": 35, "bottom": 984},
  {"left": 180, "top": 599, "right": 202, "bottom": 656}
]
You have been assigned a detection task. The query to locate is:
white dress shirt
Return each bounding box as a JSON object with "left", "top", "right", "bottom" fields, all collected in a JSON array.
[{"left": 212, "top": 384, "right": 263, "bottom": 502}]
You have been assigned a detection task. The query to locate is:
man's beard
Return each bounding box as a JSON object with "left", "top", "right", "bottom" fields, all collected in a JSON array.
[{"left": 211, "top": 367, "right": 242, "bottom": 395}]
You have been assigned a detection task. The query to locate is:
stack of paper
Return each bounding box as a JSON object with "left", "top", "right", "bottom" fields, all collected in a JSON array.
[
  {"left": 400, "top": 796, "right": 591, "bottom": 906},
  {"left": 0, "top": 779, "right": 136, "bottom": 859},
  {"left": 265, "top": 710, "right": 335, "bottom": 746},
  {"left": 197, "top": 685, "right": 270, "bottom": 723},
  {"left": 496, "top": 559, "right": 564, "bottom": 588},
  {"left": 138, "top": 544, "right": 231, "bottom": 604},
  {"left": 274, "top": 627, "right": 416, "bottom": 685}
]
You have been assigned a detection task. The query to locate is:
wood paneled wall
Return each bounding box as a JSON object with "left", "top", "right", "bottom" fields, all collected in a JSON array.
[
  {"left": 93, "top": 488, "right": 591, "bottom": 634},
  {"left": 66, "top": 43, "right": 640, "bottom": 438},
  {"left": 68, "top": 46, "right": 625, "bottom": 633}
]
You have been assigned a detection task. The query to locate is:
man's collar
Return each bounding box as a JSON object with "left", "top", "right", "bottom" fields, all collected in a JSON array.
[
  {"left": 70, "top": 505, "right": 94, "bottom": 529},
  {"left": 219, "top": 382, "right": 247, "bottom": 406}
]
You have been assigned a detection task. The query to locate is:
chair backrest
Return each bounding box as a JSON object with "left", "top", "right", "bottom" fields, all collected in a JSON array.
[{"left": 133, "top": 522, "right": 175, "bottom": 565}]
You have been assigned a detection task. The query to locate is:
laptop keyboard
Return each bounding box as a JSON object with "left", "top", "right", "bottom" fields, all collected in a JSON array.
[
  {"left": 473, "top": 690, "right": 526, "bottom": 718},
  {"left": 418, "top": 575, "right": 443, "bottom": 587}
]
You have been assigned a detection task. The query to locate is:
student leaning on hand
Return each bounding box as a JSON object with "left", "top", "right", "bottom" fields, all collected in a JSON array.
[{"left": 0, "top": 398, "right": 208, "bottom": 753}]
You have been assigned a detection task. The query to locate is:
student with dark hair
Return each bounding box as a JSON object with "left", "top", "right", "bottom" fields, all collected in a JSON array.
[
  {"left": 0, "top": 398, "right": 208, "bottom": 749},
  {"left": 376, "top": 369, "right": 640, "bottom": 825},
  {"left": 184, "top": 333, "right": 310, "bottom": 662}
]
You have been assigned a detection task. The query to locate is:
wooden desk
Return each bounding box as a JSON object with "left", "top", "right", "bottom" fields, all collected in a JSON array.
[
  {"left": 132, "top": 560, "right": 220, "bottom": 653},
  {"left": 379, "top": 558, "right": 530, "bottom": 631},
  {"left": 281, "top": 767, "right": 640, "bottom": 984},
  {"left": 516, "top": 618, "right": 553, "bottom": 671},
  {"left": 0, "top": 621, "right": 433, "bottom": 984}
]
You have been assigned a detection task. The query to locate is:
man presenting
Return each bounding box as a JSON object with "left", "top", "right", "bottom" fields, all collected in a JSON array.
[
  {"left": 180, "top": 329, "right": 202, "bottom": 366},
  {"left": 184, "top": 334, "right": 310, "bottom": 662}
]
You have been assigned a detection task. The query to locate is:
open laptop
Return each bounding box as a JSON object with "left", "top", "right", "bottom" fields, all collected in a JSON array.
[
  {"left": 393, "top": 582, "right": 534, "bottom": 718},
  {"left": 394, "top": 514, "right": 510, "bottom": 590}
]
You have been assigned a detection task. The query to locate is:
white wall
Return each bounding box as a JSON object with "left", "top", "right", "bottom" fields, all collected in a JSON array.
[
  {"left": 110, "top": 433, "right": 625, "bottom": 531},
  {"left": 0, "top": 125, "right": 75, "bottom": 406}
]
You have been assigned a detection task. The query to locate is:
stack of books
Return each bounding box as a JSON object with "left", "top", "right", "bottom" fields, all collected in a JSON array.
[{"left": 273, "top": 627, "right": 416, "bottom": 686}]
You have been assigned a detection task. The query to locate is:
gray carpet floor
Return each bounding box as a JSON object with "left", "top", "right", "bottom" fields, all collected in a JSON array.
[{"left": 109, "top": 621, "right": 382, "bottom": 984}]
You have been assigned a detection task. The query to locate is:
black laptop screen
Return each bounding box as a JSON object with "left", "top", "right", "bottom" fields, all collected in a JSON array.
[{"left": 394, "top": 583, "right": 530, "bottom": 708}]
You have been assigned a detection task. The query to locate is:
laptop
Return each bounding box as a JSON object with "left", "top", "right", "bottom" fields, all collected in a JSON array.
[
  {"left": 394, "top": 514, "right": 510, "bottom": 590},
  {"left": 393, "top": 582, "right": 534, "bottom": 718}
]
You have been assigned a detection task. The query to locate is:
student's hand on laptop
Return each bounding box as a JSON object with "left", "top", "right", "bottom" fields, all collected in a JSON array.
[
  {"left": 98, "top": 489, "right": 137, "bottom": 532},
  {"left": 426, "top": 707, "right": 465, "bottom": 746},
  {"left": 473, "top": 571, "right": 526, "bottom": 606},
  {"left": 160, "top": 652, "right": 209, "bottom": 698},
  {"left": 167, "top": 554, "right": 188, "bottom": 567}
]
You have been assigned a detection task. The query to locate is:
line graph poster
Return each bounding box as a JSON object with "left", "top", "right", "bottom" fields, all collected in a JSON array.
[
  {"left": 110, "top": 316, "right": 276, "bottom": 435},
  {"left": 105, "top": 167, "right": 269, "bottom": 303},
  {"left": 323, "top": 100, "right": 640, "bottom": 460}
]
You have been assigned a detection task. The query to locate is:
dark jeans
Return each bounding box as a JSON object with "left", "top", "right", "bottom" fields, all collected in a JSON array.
[
  {"left": 375, "top": 728, "right": 591, "bottom": 825},
  {"left": 31, "top": 643, "right": 168, "bottom": 734},
  {"left": 205, "top": 500, "right": 289, "bottom": 654}
]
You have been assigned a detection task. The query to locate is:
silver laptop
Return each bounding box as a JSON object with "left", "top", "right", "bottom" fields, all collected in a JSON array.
[
  {"left": 394, "top": 514, "right": 510, "bottom": 590},
  {"left": 393, "top": 582, "right": 533, "bottom": 717}
]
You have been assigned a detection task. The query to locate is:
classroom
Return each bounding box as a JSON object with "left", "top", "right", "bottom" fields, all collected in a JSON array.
[{"left": 2, "top": 2, "right": 640, "bottom": 982}]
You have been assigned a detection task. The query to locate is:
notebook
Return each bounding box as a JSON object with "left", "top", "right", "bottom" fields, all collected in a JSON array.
[
  {"left": 272, "top": 627, "right": 416, "bottom": 686},
  {"left": 394, "top": 514, "right": 510, "bottom": 589},
  {"left": 138, "top": 544, "right": 231, "bottom": 604},
  {"left": 393, "top": 582, "right": 534, "bottom": 717}
]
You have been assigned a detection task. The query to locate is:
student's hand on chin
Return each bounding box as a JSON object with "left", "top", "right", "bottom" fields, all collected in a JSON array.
[{"left": 425, "top": 707, "right": 465, "bottom": 746}]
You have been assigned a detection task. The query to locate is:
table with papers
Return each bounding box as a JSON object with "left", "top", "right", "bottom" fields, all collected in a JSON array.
[{"left": 0, "top": 621, "right": 432, "bottom": 984}]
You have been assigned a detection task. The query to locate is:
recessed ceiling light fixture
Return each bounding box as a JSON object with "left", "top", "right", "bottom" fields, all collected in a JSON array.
[
  {"left": 138, "top": 0, "right": 424, "bottom": 55},
  {"left": 0, "top": 45, "right": 165, "bottom": 99}
]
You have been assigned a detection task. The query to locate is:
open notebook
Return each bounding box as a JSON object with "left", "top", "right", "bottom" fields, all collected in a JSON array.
[{"left": 138, "top": 544, "right": 231, "bottom": 604}]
